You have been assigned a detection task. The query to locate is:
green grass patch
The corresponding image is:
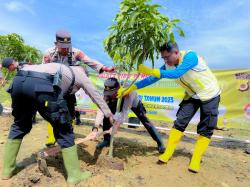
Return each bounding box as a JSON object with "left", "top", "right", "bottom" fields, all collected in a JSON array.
[{"left": 0, "top": 83, "right": 11, "bottom": 107}]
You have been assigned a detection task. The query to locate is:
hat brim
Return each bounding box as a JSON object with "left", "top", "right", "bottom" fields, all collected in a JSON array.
[
  {"left": 57, "top": 42, "right": 71, "bottom": 48},
  {"left": 103, "top": 89, "right": 118, "bottom": 96}
]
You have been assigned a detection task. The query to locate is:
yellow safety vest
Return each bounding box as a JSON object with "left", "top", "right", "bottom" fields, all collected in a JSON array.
[{"left": 174, "top": 51, "right": 221, "bottom": 101}]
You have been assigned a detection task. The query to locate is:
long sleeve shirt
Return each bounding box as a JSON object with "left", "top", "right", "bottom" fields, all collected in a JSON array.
[
  {"left": 42, "top": 47, "right": 104, "bottom": 73},
  {"left": 94, "top": 91, "right": 140, "bottom": 127},
  {"left": 21, "top": 63, "right": 112, "bottom": 117},
  {"left": 135, "top": 51, "right": 198, "bottom": 89}
]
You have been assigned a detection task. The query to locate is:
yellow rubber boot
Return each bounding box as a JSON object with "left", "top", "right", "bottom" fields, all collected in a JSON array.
[
  {"left": 45, "top": 122, "right": 56, "bottom": 146},
  {"left": 138, "top": 64, "right": 160, "bottom": 78},
  {"left": 188, "top": 135, "right": 211, "bottom": 173},
  {"left": 72, "top": 119, "right": 76, "bottom": 129},
  {"left": 159, "top": 128, "right": 183, "bottom": 163},
  {"left": 45, "top": 120, "right": 75, "bottom": 147}
]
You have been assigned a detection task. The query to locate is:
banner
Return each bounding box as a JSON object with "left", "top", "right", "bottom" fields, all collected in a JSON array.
[{"left": 75, "top": 69, "right": 250, "bottom": 130}]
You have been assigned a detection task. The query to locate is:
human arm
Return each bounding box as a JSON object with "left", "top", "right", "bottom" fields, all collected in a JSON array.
[
  {"left": 75, "top": 68, "right": 113, "bottom": 118},
  {"left": 76, "top": 49, "right": 114, "bottom": 73},
  {"left": 138, "top": 51, "right": 198, "bottom": 79},
  {"left": 117, "top": 69, "right": 162, "bottom": 98}
]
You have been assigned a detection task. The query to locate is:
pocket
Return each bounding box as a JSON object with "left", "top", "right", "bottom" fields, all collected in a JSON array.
[
  {"left": 208, "top": 110, "right": 218, "bottom": 129},
  {"left": 34, "top": 84, "right": 54, "bottom": 93}
]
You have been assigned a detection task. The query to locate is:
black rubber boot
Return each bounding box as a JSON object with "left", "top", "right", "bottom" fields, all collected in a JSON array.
[
  {"left": 131, "top": 101, "right": 165, "bottom": 153},
  {"left": 145, "top": 125, "right": 166, "bottom": 153},
  {"left": 96, "top": 134, "right": 110, "bottom": 149}
]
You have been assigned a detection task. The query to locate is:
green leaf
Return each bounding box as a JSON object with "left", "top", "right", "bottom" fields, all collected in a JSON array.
[
  {"left": 103, "top": 0, "right": 184, "bottom": 72},
  {"left": 176, "top": 26, "right": 185, "bottom": 37},
  {"left": 171, "top": 19, "right": 181, "bottom": 23},
  {"left": 169, "top": 32, "right": 175, "bottom": 42},
  {"left": 149, "top": 51, "right": 155, "bottom": 68}
]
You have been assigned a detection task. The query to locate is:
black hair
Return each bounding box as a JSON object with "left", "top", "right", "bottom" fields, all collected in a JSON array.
[{"left": 160, "top": 41, "right": 179, "bottom": 52}]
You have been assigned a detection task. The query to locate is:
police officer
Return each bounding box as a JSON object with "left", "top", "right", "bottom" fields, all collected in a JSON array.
[
  {"left": 1, "top": 59, "right": 113, "bottom": 185},
  {"left": 118, "top": 41, "right": 221, "bottom": 173},
  {"left": 43, "top": 30, "right": 115, "bottom": 146},
  {"left": 0, "top": 58, "right": 27, "bottom": 72},
  {"left": 92, "top": 78, "right": 165, "bottom": 153}
]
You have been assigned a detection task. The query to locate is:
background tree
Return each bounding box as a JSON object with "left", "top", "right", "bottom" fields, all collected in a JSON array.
[
  {"left": 0, "top": 33, "right": 42, "bottom": 81},
  {"left": 104, "top": 0, "right": 184, "bottom": 157}
]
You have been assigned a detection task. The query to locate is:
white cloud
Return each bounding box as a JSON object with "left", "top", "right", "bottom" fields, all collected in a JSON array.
[{"left": 4, "top": 1, "right": 35, "bottom": 15}]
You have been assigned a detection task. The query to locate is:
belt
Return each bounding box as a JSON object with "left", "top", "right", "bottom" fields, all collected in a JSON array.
[{"left": 16, "top": 70, "right": 54, "bottom": 82}]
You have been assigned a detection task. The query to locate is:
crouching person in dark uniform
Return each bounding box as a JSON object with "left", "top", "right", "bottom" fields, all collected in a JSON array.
[
  {"left": 1, "top": 58, "right": 113, "bottom": 185},
  {"left": 92, "top": 78, "right": 165, "bottom": 153}
]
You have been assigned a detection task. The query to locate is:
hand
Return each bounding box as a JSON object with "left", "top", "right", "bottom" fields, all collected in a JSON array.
[
  {"left": 88, "top": 131, "right": 99, "bottom": 140},
  {"left": 138, "top": 64, "right": 160, "bottom": 78},
  {"left": 117, "top": 85, "right": 137, "bottom": 98},
  {"left": 110, "top": 122, "right": 120, "bottom": 134},
  {"left": 109, "top": 115, "right": 114, "bottom": 125},
  {"left": 106, "top": 127, "right": 113, "bottom": 134},
  {"left": 102, "top": 66, "right": 115, "bottom": 72}
]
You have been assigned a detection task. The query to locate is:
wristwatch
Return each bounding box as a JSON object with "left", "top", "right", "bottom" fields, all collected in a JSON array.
[{"left": 92, "top": 126, "right": 98, "bottom": 132}]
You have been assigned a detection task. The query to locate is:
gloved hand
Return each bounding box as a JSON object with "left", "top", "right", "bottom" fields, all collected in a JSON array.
[
  {"left": 138, "top": 64, "right": 160, "bottom": 78},
  {"left": 102, "top": 66, "right": 115, "bottom": 72},
  {"left": 117, "top": 84, "right": 137, "bottom": 98}
]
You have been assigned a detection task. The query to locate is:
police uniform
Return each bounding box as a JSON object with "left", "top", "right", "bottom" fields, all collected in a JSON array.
[
  {"left": 43, "top": 30, "right": 110, "bottom": 145},
  {"left": 94, "top": 78, "right": 165, "bottom": 153},
  {"left": 8, "top": 63, "right": 111, "bottom": 145},
  {"left": 42, "top": 31, "right": 105, "bottom": 72},
  {"left": 2, "top": 62, "right": 112, "bottom": 184}
]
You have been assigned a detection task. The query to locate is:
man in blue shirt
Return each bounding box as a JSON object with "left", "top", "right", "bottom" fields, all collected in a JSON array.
[{"left": 118, "top": 41, "right": 221, "bottom": 173}]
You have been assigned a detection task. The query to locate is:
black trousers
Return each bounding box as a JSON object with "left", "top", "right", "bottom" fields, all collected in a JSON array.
[
  {"left": 64, "top": 94, "right": 77, "bottom": 119},
  {"left": 131, "top": 101, "right": 163, "bottom": 146},
  {"left": 102, "top": 101, "right": 163, "bottom": 146},
  {"left": 173, "top": 95, "right": 220, "bottom": 138},
  {"left": 8, "top": 75, "right": 74, "bottom": 148}
]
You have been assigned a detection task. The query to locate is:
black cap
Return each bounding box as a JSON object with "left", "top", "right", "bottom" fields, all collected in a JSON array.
[
  {"left": 2, "top": 58, "right": 14, "bottom": 68},
  {"left": 55, "top": 30, "right": 72, "bottom": 48},
  {"left": 103, "top": 78, "right": 120, "bottom": 96}
]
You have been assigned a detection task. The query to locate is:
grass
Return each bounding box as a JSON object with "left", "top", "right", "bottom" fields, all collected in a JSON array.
[{"left": 0, "top": 83, "right": 11, "bottom": 107}]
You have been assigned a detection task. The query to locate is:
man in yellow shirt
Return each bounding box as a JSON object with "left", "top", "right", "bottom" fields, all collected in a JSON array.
[{"left": 118, "top": 41, "right": 221, "bottom": 173}]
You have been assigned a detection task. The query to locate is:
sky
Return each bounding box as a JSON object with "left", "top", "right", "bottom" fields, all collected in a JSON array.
[{"left": 0, "top": 0, "right": 250, "bottom": 69}]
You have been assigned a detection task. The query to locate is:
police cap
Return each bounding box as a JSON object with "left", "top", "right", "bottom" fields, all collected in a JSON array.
[
  {"left": 104, "top": 78, "right": 120, "bottom": 96},
  {"left": 55, "top": 30, "right": 72, "bottom": 48}
]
